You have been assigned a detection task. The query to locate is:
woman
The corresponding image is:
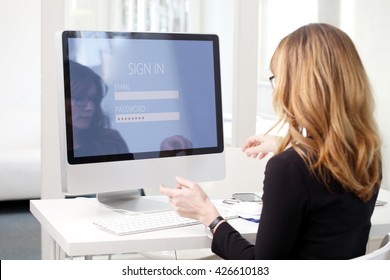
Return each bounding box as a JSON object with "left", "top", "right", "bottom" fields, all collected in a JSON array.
[
  {"left": 66, "top": 60, "right": 129, "bottom": 158},
  {"left": 160, "top": 23, "right": 382, "bottom": 259}
]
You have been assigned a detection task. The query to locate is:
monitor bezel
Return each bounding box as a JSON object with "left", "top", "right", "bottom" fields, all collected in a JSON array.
[{"left": 60, "top": 31, "right": 224, "bottom": 165}]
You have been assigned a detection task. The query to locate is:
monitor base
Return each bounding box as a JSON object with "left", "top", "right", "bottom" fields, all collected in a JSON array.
[{"left": 97, "top": 190, "right": 171, "bottom": 213}]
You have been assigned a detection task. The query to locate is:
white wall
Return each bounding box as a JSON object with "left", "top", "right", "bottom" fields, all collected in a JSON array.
[
  {"left": 0, "top": 0, "right": 41, "bottom": 148},
  {"left": 0, "top": 0, "right": 41, "bottom": 112},
  {"left": 344, "top": 0, "right": 390, "bottom": 191},
  {"left": 202, "top": 0, "right": 235, "bottom": 117},
  {"left": 202, "top": 0, "right": 258, "bottom": 146}
]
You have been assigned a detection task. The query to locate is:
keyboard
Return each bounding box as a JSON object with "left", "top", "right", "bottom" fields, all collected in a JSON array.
[{"left": 93, "top": 206, "right": 238, "bottom": 236}]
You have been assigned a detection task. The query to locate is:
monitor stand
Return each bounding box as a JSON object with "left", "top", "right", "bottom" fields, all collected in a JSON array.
[{"left": 96, "top": 189, "right": 171, "bottom": 213}]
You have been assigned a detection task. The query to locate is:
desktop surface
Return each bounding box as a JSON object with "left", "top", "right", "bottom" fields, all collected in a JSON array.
[
  {"left": 30, "top": 196, "right": 258, "bottom": 258},
  {"left": 30, "top": 189, "right": 390, "bottom": 259}
]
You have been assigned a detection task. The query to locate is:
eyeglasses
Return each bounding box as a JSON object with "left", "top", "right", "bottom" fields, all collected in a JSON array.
[
  {"left": 269, "top": 75, "right": 275, "bottom": 89},
  {"left": 71, "top": 95, "right": 97, "bottom": 107}
]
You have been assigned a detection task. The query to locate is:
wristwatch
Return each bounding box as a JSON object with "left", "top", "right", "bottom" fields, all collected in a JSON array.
[{"left": 205, "top": 216, "right": 225, "bottom": 239}]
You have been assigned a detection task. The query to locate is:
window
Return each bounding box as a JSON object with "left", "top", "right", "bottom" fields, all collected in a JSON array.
[
  {"left": 256, "top": 0, "right": 318, "bottom": 135},
  {"left": 121, "top": 0, "right": 189, "bottom": 31},
  {"left": 65, "top": 0, "right": 190, "bottom": 32}
]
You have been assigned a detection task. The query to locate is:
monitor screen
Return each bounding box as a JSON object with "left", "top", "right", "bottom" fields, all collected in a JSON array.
[{"left": 56, "top": 31, "right": 225, "bottom": 197}]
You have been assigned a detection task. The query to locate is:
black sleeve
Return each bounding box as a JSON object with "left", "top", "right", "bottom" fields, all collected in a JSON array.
[
  {"left": 211, "top": 221, "right": 256, "bottom": 259},
  {"left": 211, "top": 151, "right": 309, "bottom": 259}
]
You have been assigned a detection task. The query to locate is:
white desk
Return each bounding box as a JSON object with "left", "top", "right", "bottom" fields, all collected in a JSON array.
[
  {"left": 30, "top": 197, "right": 258, "bottom": 259},
  {"left": 30, "top": 189, "right": 390, "bottom": 259}
]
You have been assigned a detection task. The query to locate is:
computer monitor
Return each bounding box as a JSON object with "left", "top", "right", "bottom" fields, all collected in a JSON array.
[{"left": 56, "top": 31, "right": 225, "bottom": 211}]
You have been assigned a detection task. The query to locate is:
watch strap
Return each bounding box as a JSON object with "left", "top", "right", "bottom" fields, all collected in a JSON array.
[{"left": 208, "top": 216, "right": 224, "bottom": 231}]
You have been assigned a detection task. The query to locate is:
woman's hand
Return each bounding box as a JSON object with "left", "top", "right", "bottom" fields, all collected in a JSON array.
[
  {"left": 160, "top": 176, "right": 220, "bottom": 227},
  {"left": 242, "top": 134, "right": 280, "bottom": 159}
]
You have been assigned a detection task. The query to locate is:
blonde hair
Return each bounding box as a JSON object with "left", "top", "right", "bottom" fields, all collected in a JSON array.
[{"left": 269, "top": 23, "right": 381, "bottom": 201}]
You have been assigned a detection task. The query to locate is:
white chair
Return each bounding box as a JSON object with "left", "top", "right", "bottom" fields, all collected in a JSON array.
[{"left": 353, "top": 233, "right": 390, "bottom": 260}]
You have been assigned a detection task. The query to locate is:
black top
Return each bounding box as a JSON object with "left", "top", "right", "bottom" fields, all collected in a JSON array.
[
  {"left": 211, "top": 148, "right": 378, "bottom": 259},
  {"left": 74, "top": 128, "right": 129, "bottom": 158}
]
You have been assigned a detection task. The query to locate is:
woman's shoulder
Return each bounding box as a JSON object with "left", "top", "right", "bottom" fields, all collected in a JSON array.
[
  {"left": 271, "top": 147, "right": 304, "bottom": 163},
  {"left": 267, "top": 147, "right": 308, "bottom": 173}
]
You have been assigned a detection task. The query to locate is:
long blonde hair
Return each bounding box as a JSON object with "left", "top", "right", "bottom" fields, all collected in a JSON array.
[{"left": 269, "top": 23, "right": 381, "bottom": 201}]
